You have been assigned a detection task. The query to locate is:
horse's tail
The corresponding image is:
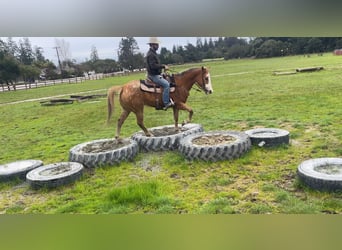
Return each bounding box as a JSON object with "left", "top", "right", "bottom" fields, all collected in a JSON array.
[{"left": 107, "top": 85, "right": 122, "bottom": 125}]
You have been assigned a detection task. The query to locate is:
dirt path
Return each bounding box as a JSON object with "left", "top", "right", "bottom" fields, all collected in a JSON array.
[{"left": 0, "top": 89, "right": 107, "bottom": 107}]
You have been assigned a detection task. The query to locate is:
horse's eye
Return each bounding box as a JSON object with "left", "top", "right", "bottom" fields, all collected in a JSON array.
[{"left": 205, "top": 77, "right": 209, "bottom": 81}]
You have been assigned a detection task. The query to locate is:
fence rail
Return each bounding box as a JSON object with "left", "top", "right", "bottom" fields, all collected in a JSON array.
[{"left": 0, "top": 70, "right": 145, "bottom": 92}]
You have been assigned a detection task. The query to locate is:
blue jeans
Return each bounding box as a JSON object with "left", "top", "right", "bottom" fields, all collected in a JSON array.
[{"left": 149, "top": 74, "right": 170, "bottom": 105}]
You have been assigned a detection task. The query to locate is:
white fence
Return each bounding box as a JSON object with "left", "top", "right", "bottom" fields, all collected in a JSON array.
[{"left": 0, "top": 70, "right": 145, "bottom": 92}]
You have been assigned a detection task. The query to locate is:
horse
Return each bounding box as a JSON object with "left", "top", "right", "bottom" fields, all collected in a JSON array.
[{"left": 107, "top": 66, "right": 213, "bottom": 138}]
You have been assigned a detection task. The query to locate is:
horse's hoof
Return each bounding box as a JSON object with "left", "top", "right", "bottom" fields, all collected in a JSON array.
[
  {"left": 181, "top": 121, "right": 188, "bottom": 126},
  {"left": 115, "top": 136, "right": 124, "bottom": 143},
  {"left": 146, "top": 132, "right": 154, "bottom": 137}
]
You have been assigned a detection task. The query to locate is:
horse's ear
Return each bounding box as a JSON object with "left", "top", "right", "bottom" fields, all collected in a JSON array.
[{"left": 202, "top": 66, "right": 208, "bottom": 72}]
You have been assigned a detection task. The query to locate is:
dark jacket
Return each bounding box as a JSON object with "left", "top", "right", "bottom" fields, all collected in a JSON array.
[{"left": 146, "top": 48, "right": 165, "bottom": 75}]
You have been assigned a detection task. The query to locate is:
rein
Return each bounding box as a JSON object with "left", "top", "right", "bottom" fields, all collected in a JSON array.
[{"left": 168, "top": 67, "right": 206, "bottom": 93}]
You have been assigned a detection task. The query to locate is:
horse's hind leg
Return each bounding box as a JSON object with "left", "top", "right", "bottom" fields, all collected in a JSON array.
[
  {"left": 135, "top": 111, "right": 153, "bottom": 137},
  {"left": 116, "top": 110, "right": 130, "bottom": 139}
]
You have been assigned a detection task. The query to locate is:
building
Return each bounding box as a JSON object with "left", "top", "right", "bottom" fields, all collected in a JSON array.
[{"left": 333, "top": 49, "right": 342, "bottom": 55}]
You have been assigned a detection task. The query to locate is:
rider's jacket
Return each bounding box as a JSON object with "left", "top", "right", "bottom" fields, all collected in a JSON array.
[{"left": 146, "top": 48, "right": 165, "bottom": 76}]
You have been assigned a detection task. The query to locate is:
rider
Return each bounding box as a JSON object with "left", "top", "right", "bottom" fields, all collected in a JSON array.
[{"left": 146, "top": 37, "right": 174, "bottom": 110}]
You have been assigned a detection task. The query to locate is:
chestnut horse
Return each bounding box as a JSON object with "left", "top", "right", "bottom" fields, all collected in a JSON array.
[{"left": 107, "top": 66, "right": 213, "bottom": 138}]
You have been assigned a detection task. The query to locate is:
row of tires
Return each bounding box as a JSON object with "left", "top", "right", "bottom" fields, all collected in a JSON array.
[
  {"left": 1, "top": 124, "right": 287, "bottom": 189},
  {"left": 69, "top": 123, "right": 259, "bottom": 165},
  {"left": 1, "top": 124, "right": 341, "bottom": 191}
]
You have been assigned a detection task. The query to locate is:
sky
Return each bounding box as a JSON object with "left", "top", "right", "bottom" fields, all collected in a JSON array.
[{"left": 3, "top": 37, "right": 201, "bottom": 65}]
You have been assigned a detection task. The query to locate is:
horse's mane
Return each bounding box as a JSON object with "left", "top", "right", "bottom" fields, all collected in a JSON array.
[{"left": 175, "top": 67, "right": 200, "bottom": 77}]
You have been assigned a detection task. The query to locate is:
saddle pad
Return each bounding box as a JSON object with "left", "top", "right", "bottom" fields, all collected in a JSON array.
[{"left": 140, "top": 80, "right": 175, "bottom": 93}]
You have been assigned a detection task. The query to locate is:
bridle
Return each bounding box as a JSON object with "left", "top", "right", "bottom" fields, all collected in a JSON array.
[
  {"left": 168, "top": 67, "right": 212, "bottom": 94},
  {"left": 194, "top": 67, "right": 210, "bottom": 94}
]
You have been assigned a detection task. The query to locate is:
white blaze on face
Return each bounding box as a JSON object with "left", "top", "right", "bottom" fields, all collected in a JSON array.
[{"left": 205, "top": 73, "right": 213, "bottom": 93}]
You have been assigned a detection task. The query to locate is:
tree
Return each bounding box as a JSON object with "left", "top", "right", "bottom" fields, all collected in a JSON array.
[
  {"left": 305, "top": 38, "right": 324, "bottom": 54},
  {"left": 43, "top": 61, "right": 58, "bottom": 80},
  {"left": 54, "top": 38, "right": 72, "bottom": 72},
  {"left": 5, "top": 37, "right": 18, "bottom": 57},
  {"left": 118, "top": 37, "right": 140, "bottom": 70},
  {"left": 159, "top": 47, "right": 173, "bottom": 64},
  {"left": 17, "top": 38, "right": 34, "bottom": 65},
  {"left": 0, "top": 39, "right": 6, "bottom": 55},
  {"left": 93, "top": 59, "right": 120, "bottom": 73},
  {"left": 90, "top": 45, "right": 99, "bottom": 62},
  {"left": 224, "top": 44, "right": 250, "bottom": 59},
  {"left": 255, "top": 39, "right": 286, "bottom": 58},
  {"left": 0, "top": 53, "right": 20, "bottom": 90},
  {"left": 184, "top": 43, "right": 201, "bottom": 62},
  {"left": 20, "top": 64, "right": 40, "bottom": 82},
  {"left": 34, "top": 46, "right": 46, "bottom": 63},
  {"left": 132, "top": 53, "right": 145, "bottom": 69}
]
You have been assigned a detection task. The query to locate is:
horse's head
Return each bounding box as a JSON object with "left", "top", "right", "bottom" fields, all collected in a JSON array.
[{"left": 197, "top": 66, "right": 213, "bottom": 95}]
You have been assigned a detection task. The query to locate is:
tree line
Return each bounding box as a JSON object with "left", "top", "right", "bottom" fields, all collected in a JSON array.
[
  {"left": 1, "top": 37, "right": 342, "bottom": 88},
  {"left": 159, "top": 37, "right": 342, "bottom": 64}
]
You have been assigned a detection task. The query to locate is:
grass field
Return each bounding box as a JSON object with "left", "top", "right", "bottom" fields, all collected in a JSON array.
[{"left": 0, "top": 53, "right": 341, "bottom": 214}]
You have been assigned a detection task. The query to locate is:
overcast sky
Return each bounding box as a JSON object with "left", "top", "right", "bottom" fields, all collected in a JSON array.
[{"left": 3, "top": 37, "right": 201, "bottom": 65}]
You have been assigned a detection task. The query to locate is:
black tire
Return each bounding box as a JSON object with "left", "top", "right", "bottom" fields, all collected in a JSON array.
[
  {"left": 131, "top": 123, "right": 204, "bottom": 152},
  {"left": 297, "top": 158, "right": 342, "bottom": 191},
  {"left": 69, "top": 138, "right": 138, "bottom": 168},
  {"left": 179, "top": 131, "right": 251, "bottom": 162},
  {"left": 244, "top": 128, "right": 289, "bottom": 147},
  {"left": 26, "top": 162, "right": 84, "bottom": 189},
  {"left": 0, "top": 159, "right": 43, "bottom": 182}
]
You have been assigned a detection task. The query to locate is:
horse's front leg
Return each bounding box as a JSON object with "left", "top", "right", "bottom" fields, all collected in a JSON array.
[
  {"left": 172, "top": 107, "right": 180, "bottom": 132},
  {"left": 177, "top": 103, "right": 193, "bottom": 126}
]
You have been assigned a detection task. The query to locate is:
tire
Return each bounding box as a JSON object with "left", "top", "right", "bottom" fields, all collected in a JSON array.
[
  {"left": 0, "top": 159, "right": 43, "bottom": 182},
  {"left": 69, "top": 138, "right": 138, "bottom": 168},
  {"left": 26, "top": 162, "right": 84, "bottom": 189},
  {"left": 179, "top": 131, "right": 251, "bottom": 162},
  {"left": 244, "top": 128, "right": 289, "bottom": 147},
  {"left": 131, "top": 123, "right": 204, "bottom": 152},
  {"left": 297, "top": 158, "right": 342, "bottom": 191}
]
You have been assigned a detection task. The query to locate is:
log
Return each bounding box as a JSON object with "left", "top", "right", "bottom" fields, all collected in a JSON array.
[
  {"left": 296, "top": 66, "right": 324, "bottom": 72},
  {"left": 273, "top": 71, "right": 297, "bottom": 76}
]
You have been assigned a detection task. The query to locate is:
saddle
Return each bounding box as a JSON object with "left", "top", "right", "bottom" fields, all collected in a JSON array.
[{"left": 140, "top": 74, "right": 176, "bottom": 94}]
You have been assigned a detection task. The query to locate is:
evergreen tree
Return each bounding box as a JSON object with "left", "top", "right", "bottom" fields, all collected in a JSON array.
[
  {"left": 118, "top": 37, "right": 140, "bottom": 70},
  {"left": 90, "top": 45, "right": 99, "bottom": 62},
  {"left": 18, "top": 38, "right": 34, "bottom": 65},
  {"left": 0, "top": 53, "right": 20, "bottom": 89}
]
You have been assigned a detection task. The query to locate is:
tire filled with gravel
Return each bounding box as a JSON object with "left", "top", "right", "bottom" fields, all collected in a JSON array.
[
  {"left": 26, "top": 162, "right": 84, "bottom": 189},
  {"left": 179, "top": 130, "right": 251, "bottom": 162},
  {"left": 69, "top": 138, "right": 138, "bottom": 168},
  {"left": 131, "top": 123, "right": 204, "bottom": 152}
]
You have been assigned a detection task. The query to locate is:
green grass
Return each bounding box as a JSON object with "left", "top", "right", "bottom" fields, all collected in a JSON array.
[{"left": 1, "top": 53, "right": 342, "bottom": 214}]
